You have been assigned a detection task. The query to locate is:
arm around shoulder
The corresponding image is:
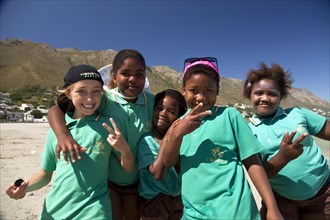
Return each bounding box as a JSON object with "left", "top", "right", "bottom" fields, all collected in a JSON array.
[{"left": 48, "top": 105, "right": 84, "bottom": 162}]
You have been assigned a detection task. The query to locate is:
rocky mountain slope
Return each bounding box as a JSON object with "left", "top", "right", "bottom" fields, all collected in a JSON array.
[{"left": 1, "top": 38, "right": 329, "bottom": 112}]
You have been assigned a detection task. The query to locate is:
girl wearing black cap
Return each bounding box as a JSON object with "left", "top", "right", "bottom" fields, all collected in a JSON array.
[{"left": 6, "top": 64, "right": 134, "bottom": 220}]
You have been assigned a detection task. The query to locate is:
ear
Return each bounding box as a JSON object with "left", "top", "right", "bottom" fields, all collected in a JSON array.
[
  {"left": 182, "top": 86, "right": 186, "bottom": 96},
  {"left": 65, "top": 90, "right": 72, "bottom": 100},
  {"left": 112, "top": 73, "right": 117, "bottom": 84}
]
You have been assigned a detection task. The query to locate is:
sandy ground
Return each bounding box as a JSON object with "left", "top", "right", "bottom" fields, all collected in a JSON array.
[{"left": 0, "top": 123, "right": 329, "bottom": 220}]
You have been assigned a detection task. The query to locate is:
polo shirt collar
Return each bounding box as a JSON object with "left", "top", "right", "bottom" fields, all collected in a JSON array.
[
  {"left": 249, "top": 107, "right": 286, "bottom": 126},
  {"left": 65, "top": 112, "right": 100, "bottom": 127},
  {"left": 110, "top": 88, "right": 147, "bottom": 105}
]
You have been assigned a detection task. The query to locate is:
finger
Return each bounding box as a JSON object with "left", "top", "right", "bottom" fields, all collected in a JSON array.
[
  {"left": 102, "top": 123, "right": 115, "bottom": 135},
  {"left": 281, "top": 132, "right": 289, "bottom": 144},
  {"left": 62, "top": 148, "right": 69, "bottom": 164},
  {"left": 5, "top": 184, "right": 15, "bottom": 194},
  {"left": 194, "top": 110, "right": 212, "bottom": 120},
  {"left": 109, "top": 118, "right": 120, "bottom": 132},
  {"left": 172, "top": 119, "right": 181, "bottom": 127},
  {"left": 293, "top": 133, "right": 308, "bottom": 145},
  {"left": 73, "top": 143, "right": 82, "bottom": 160},
  {"left": 68, "top": 145, "right": 77, "bottom": 163},
  {"left": 287, "top": 130, "right": 297, "bottom": 143},
  {"left": 79, "top": 147, "right": 88, "bottom": 152},
  {"left": 107, "top": 137, "right": 114, "bottom": 145},
  {"left": 55, "top": 144, "right": 62, "bottom": 161},
  {"left": 14, "top": 182, "right": 28, "bottom": 192}
]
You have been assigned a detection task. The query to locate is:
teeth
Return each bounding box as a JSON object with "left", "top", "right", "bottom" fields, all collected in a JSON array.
[{"left": 83, "top": 104, "right": 93, "bottom": 109}]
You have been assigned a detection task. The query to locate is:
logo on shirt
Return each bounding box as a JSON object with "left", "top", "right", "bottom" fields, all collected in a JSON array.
[
  {"left": 143, "top": 120, "right": 152, "bottom": 133},
  {"left": 207, "top": 147, "right": 228, "bottom": 164},
  {"left": 90, "top": 139, "right": 106, "bottom": 155}
]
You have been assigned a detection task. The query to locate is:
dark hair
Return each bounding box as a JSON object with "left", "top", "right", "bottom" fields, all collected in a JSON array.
[
  {"left": 154, "top": 89, "right": 187, "bottom": 117},
  {"left": 56, "top": 93, "right": 75, "bottom": 113},
  {"left": 108, "top": 49, "right": 146, "bottom": 89},
  {"left": 182, "top": 64, "right": 220, "bottom": 93},
  {"left": 243, "top": 62, "right": 293, "bottom": 100}
]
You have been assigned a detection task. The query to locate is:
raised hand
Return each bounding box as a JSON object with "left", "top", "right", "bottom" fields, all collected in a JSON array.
[
  {"left": 102, "top": 118, "right": 134, "bottom": 172},
  {"left": 102, "top": 118, "right": 131, "bottom": 154},
  {"left": 173, "top": 103, "right": 212, "bottom": 136},
  {"left": 278, "top": 130, "right": 308, "bottom": 162},
  {"left": 5, "top": 181, "right": 29, "bottom": 200}
]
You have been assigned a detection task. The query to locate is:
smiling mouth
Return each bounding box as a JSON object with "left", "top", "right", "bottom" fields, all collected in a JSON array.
[
  {"left": 158, "top": 117, "right": 166, "bottom": 122},
  {"left": 82, "top": 104, "right": 94, "bottom": 109},
  {"left": 259, "top": 103, "right": 271, "bottom": 107}
]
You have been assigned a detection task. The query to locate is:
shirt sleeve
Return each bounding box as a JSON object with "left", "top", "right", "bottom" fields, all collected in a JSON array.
[
  {"left": 41, "top": 129, "right": 57, "bottom": 171},
  {"left": 137, "top": 135, "right": 159, "bottom": 169},
  {"left": 228, "top": 108, "right": 264, "bottom": 160},
  {"left": 299, "top": 107, "right": 327, "bottom": 135}
]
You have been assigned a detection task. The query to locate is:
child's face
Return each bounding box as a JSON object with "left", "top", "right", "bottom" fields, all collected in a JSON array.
[
  {"left": 182, "top": 73, "right": 218, "bottom": 111},
  {"left": 114, "top": 57, "right": 146, "bottom": 99},
  {"left": 66, "top": 80, "right": 103, "bottom": 119},
  {"left": 153, "top": 95, "right": 180, "bottom": 135},
  {"left": 250, "top": 79, "right": 281, "bottom": 117}
]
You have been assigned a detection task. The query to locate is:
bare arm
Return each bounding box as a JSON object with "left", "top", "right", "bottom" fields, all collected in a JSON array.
[
  {"left": 48, "top": 105, "right": 85, "bottom": 163},
  {"left": 315, "top": 120, "right": 330, "bottom": 140},
  {"left": 264, "top": 131, "right": 307, "bottom": 178},
  {"left": 103, "top": 118, "right": 134, "bottom": 172},
  {"left": 243, "top": 155, "right": 283, "bottom": 220},
  {"left": 148, "top": 142, "right": 167, "bottom": 180},
  {"left": 6, "top": 170, "right": 53, "bottom": 200}
]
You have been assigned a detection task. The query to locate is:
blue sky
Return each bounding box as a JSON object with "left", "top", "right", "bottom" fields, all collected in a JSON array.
[{"left": 1, "top": 0, "right": 329, "bottom": 102}]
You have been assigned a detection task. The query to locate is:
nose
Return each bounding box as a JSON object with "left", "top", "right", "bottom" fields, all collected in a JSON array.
[
  {"left": 260, "top": 95, "right": 269, "bottom": 102},
  {"left": 128, "top": 75, "right": 137, "bottom": 82},
  {"left": 159, "top": 109, "right": 167, "bottom": 117},
  {"left": 86, "top": 93, "right": 94, "bottom": 101},
  {"left": 196, "top": 93, "right": 206, "bottom": 101}
]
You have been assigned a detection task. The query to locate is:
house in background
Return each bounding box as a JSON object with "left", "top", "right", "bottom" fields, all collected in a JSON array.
[
  {"left": 20, "top": 103, "right": 34, "bottom": 111},
  {"left": 7, "top": 112, "right": 24, "bottom": 122}
]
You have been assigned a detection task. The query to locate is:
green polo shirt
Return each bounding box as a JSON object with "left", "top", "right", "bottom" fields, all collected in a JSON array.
[
  {"left": 180, "top": 106, "right": 262, "bottom": 220},
  {"left": 138, "top": 132, "right": 181, "bottom": 199},
  {"left": 249, "top": 107, "right": 329, "bottom": 200},
  {"left": 40, "top": 113, "right": 112, "bottom": 220},
  {"left": 102, "top": 88, "right": 154, "bottom": 185}
]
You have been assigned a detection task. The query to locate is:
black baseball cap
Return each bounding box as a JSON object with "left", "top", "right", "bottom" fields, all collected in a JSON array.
[{"left": 63, "top": 64, "right": 104, "bottom": 89}]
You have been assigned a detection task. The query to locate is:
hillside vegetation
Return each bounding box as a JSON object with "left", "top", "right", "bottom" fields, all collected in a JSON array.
[{"left": 1, "top": 38, "right": 329, "bottom": 112}]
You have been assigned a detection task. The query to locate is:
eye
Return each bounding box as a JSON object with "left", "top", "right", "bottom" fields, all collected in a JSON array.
[
  {"left": 170, "top": 110, "right": 178, "bottom": 116},
  {"left": 120, "top": 71, "right": 130, "bottom": 77},
  {"left": 205, "top": 89, "right": 215, "bottom": 93},
  {"left": 188, "top": 89, "right": 197, "bottom": 94},
  {"left": 136, "top": 72, "right": 145, "bottom": 78},
  {"left": 253, "top": 90, "right": 263, "bottom": 96},
  {"left": 268, "top": 92, "right": 279, "bottom": 97},
  {"left": 155, "top": 106, "right": 163, "bottom": 111},
  {"left": 93, "top": 89, "right": 102, "bottom": 94},
  {"left": 76, "top": 89, "right": 86, "bottom": 94}
]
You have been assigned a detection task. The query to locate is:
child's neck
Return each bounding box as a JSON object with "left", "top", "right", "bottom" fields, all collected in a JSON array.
[
  {"left": 115, "top": 88, "right": 138, "bottom": 102},
  {"left": 152, "top": 127, "right": 166, "bottom": 142}
]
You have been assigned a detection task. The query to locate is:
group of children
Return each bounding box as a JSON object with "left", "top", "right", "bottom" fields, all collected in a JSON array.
[{"left": 6, "top": 49, "right": 330, "bottom": 220}]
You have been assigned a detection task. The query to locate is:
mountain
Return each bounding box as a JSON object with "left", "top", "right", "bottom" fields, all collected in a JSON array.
[{"left": 1, "top": 38, "right": 329, "bottom": 112}]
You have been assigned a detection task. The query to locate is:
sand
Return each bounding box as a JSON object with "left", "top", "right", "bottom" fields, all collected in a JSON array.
[
  {"left": 0, "top": 123, "right": 329, "bottom": 220},
  {"left": 0, "top": 123, "right": 51, "bottom": 220}
]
